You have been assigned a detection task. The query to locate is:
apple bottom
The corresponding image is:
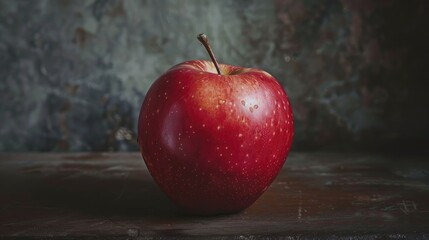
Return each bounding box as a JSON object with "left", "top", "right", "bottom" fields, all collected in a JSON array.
[{"left": 142, "top": 153, "right": 286, "bottom": 216}]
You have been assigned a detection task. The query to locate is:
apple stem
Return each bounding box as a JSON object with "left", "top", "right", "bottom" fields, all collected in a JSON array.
[{"left": 197, "top": 33, "right": 221, "bottom": 75}]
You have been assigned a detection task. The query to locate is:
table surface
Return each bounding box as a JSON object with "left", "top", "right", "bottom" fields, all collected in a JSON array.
[{"left": 1, "top": 152, "right": 429, "bottom": 239}]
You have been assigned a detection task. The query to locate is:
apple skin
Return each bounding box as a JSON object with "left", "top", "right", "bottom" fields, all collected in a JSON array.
[{"left": 138, "top": 60, "right": 293, "bottom": 215}]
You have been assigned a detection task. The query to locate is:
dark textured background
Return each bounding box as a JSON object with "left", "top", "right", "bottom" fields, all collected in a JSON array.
[{"left": 0, "top": 0, "right": 428, "bottom": 152}]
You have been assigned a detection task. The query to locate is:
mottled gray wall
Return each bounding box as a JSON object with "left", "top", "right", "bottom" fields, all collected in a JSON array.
[{"left": 0, "top": 0, "right": 428, "bottom": 152}]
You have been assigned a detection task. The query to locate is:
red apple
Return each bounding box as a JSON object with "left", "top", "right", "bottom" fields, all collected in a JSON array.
[{"left": 138, "top": 34, "right": 293, "bottom": 215}]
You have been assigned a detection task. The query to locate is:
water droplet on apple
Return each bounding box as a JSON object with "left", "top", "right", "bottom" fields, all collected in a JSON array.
[
  {"left": 254, "top": 104, "right": 259, "bottom": 109},
  {"left": 241, "top": 116, "right": 246, "bottom": 123},
  {"left": 219, "top": 99, "right": 225, "bottom": 104},
  {"left": 241, "top": 100, "right": 246, "bottom": 106}
]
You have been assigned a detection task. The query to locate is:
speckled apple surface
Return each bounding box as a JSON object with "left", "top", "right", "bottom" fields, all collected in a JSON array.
[{"left": 138, "top": 60, "right": 293, "bottom": 215}]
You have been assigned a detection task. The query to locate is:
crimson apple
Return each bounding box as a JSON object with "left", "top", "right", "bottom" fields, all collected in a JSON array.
[{"left": 138, "top": 34, "right": 293, "bottom": 215}]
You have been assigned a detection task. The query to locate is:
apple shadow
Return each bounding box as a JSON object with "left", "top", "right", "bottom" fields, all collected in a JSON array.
[{"left": 10, "top": 169, "right": 181, "bottom": 220}]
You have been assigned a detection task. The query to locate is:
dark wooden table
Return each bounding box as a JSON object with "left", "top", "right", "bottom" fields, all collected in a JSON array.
[{"left": 1, "top": 152, "right": 429, "bottom": 239}]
